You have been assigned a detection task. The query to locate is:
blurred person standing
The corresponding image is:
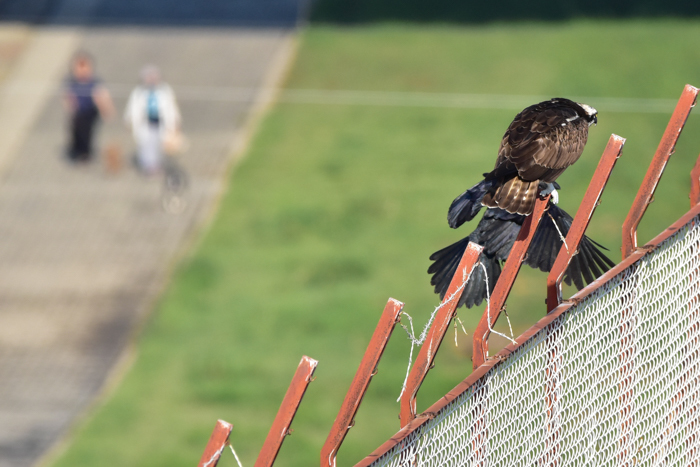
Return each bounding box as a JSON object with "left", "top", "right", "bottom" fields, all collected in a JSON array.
[
  {"left": 124, "top": 65, "right": 181, "bottom": 175},
  {"left": 64, "top": 51, "right": 114, "bottom": 162}
]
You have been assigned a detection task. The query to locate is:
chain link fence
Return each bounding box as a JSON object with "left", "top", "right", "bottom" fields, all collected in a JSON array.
[{"left": 362, "top": 210, "right": 700, "bottom": 467}]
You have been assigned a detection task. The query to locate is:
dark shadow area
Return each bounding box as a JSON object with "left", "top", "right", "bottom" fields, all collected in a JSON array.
[
  {"left": 0, "top": 0, "right": 308, "bottom": 27},
  {"left": 311, "top": 0, "right": 700, "bottom": 24}
]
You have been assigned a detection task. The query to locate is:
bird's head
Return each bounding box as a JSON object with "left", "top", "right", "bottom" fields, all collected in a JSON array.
[{"left": 578, "top": 102, "right": 598, "bottom": 126}]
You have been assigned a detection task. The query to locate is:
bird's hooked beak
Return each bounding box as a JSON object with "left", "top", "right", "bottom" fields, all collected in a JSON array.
[{"left": 577, "top": 102, "right": 598, "bottom": 127}]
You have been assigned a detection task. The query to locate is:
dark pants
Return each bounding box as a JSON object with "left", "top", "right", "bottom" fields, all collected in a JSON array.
[{"left": 69, "top": 108, "right": 98, "bottom": 161}]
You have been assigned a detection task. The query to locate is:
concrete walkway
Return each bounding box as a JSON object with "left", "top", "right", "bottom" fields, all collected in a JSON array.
[{"left": 0, "top": 17, "right": 297, "bottom": 467}]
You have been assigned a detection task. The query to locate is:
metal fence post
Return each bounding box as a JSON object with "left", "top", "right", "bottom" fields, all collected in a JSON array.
[
  {"left": 398, "top": 242, "right": 483, "bottom": 427},
  {"left": 546, "top": 134, "right": 625, "bottom": 313},
  {"left": 197, "top": 420, "right": 233, "bottom": 467},
  {"left": 254, "top": 356, "right": 318, "bottom": 467},
  {"left": 622, "top": 84, "right": 698, "bottom": 259},
  {"left": 322, "top": 298, "right": 404, "bottom": 467}
]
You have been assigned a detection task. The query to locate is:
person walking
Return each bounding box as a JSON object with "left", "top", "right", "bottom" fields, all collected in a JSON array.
[
  {"left": 124, "top": 65, "right": 181, "bottom": 175},
  {"left": 64, "top": 51, "right": 114, "bottom": 162}
]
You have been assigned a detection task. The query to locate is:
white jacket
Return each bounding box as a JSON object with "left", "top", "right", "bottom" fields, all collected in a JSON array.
[{"left": 124, "top": 83, "right": 181, "bottom": 139}]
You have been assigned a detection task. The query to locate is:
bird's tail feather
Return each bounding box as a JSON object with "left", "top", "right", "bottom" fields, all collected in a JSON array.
[
  {"left": 482, "top": 177, "right": 539, "bottom": 216},
  {"left": 428, "top": 237, "right": 501, "bottom": 309},
  {"left": 448, "top": 179, "right": 495, "bottom": 228},
  {"left": 526, "top": 204, "right": 615, "bottom": 289}
]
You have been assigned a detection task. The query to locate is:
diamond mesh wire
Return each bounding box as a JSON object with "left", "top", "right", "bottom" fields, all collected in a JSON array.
[{"left": 365, "top": 215, "right": 700, "bottom": 467}]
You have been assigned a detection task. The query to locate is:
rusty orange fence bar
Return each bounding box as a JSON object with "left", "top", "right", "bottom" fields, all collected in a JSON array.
[
  {"left": 197, "top": 419, "right": 233, "bottom": 467},
  {"left": 690, "top": 153, "right": 700, "bottom": 207},
  {"left": 253, "top": 355, "right": 318, "bottom": 467},
  {"left": 398, "top": 242, "right": 483, "bottom": 428},
  {"left": 546, "top": 134, "right": 626, "bottom": 313},
  {"left": 472, "top": 195, "right": 550, "bottom": 370},
  {"left": 321, "top": 298, "right": 405, "bottom": 467},
  {"left": 621, "top": 84, "right": 698, "bottom": 259}
]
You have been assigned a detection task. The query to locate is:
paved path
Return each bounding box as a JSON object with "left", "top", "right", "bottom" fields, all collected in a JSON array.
[{"left": 0, "top": 6, "right": 298, "bottom": 466}]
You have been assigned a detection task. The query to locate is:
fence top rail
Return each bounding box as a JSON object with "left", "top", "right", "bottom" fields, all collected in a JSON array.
[{"left": 355, "top": 200, "right": 700, "bottom": 467}]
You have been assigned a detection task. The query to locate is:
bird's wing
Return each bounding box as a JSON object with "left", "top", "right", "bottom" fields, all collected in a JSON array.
[
  {"left": 474, "top": 209, "right": 524, "bottom": 261},
  {"left": 428, "top": 235, "right": 501, "bottom": 309},
  {"left": 447, "top": 179, "right": 496, "bottom": 228},
  {"left": 526, "top": 204, "right": 615, "bottom": 289}
]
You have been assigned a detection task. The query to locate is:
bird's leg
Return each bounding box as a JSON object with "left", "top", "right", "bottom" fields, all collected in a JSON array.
[{"left": 539, "top": 182, "right": 559, "bottom": 204}]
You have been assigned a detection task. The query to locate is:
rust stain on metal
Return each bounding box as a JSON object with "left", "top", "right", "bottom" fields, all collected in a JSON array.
[
  {"left": 321, "top": 298, "right": 404, "bottom": 467},
  {"left": 254, "top": 355, "right": 318, "bottom": 467},
  {"left": 622, "top": 84, "right": 698, "bottom": 259},
  {"left": 197, "top": 419, "right": 233, "bottom": 467},
  {"left": 546, "top": 134, "right": 625, "bottom": 313},
  {"left": 472, "top": 195, "right": 550, "bottom": 370},
  {"left": 398, "top": 242, "right": 483, "bottom": 428}
]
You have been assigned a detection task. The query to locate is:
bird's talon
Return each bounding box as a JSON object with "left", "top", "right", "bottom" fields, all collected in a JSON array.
[
  {"left": 550, "top": 189, "right": 559, "bottom": 204},
  {"left": 539, "top": 183, "right": 558, "bottom": 204}
]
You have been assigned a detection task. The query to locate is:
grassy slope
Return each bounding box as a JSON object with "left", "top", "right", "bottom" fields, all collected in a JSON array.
[{"left": 51, "top": 21, "right": 700, "bottom": 467}]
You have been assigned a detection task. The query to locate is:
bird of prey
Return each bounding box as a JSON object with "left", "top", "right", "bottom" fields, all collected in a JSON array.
[
  {"left": 428, "top": 98, "right": 613, "bottom": 309},
  {"left": 448, "top": 98, "right": 598, "bottom": 227}
]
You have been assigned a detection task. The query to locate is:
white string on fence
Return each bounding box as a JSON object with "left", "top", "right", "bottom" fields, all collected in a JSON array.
[
  {"left": 397, "top": 311, "right": 417, "bottom": 401},
  {"left": 202, "top": 445, "right": 227, "bottom": 467},
  {"left": 479, "top": 262, "right": 517, "bottom": 362},
  {"left": 396, "top": 263, "right": 473, "bottom": 401},
  {"left": 229, "top": 443, "right": 244, "bottom": 467},
  {"left": 454, "top": 317, "right": 468, "bottom": 347},
  {"left": 502, "top": 308, "right": 515, "bottom": 344},
  {"left": 203, "top": 441, "right": 244, "bottom": 467},
  {"left": 547, "top": 211, "right": 569, "bottom": 253}
]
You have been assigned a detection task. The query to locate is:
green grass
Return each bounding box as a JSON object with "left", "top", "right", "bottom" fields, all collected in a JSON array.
[{"left": 51, "top": 20, "right": 700, "bottom": 467}]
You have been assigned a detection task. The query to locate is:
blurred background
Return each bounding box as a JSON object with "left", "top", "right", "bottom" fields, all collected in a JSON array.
[{"left": 0, "top": 1, "right": 699, "bottom": 467}]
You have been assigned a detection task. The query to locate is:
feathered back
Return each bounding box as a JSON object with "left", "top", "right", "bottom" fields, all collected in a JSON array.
[{"left": 496, "top": 98, "right": 591, "bottom": 182}]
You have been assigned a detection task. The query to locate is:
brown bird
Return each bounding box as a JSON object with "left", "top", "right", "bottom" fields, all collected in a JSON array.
[
  {"left": 428, "top": 98, "right": 609, "bottom": 309},
  {"left": 448, "top": 98, "right": 597, "bottom": 226}
]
